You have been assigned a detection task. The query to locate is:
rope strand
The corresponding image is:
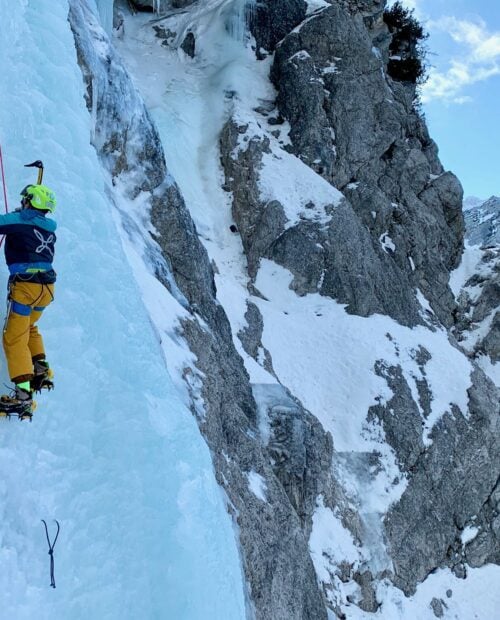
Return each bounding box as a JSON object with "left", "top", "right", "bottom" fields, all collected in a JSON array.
[
  {"left": 41, "top": 519, "right": 60, "bottom": 588},
  {"left": 0, "top": 143, "right": 9, "bottom": 250},
  {"left": 0, "top": 144, "right": 8, "bottom": 213}
]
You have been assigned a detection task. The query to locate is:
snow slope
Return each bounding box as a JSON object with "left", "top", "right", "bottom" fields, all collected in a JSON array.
[{"left": 0, "top": 1, "right": 245, "bottom": 618}]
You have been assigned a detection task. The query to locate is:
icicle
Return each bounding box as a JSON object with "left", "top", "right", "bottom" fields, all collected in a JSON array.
[
  {"left": 94, "top": 0, "right": 114, "bottom": 35},
  {"left": 226, "top": 0, "right": 255, "bottom": 42},
  {"left": 245, "top": 0, "right": 256, "bottom": 33}
]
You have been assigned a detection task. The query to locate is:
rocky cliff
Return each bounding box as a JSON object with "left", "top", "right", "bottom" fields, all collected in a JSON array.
[
  {"left": 465, "top": 196, "right": 500, "bottom": 247},
  {"left": 453, "top": 197, "right": 500, "bottom": 368},
  {"left": 70, "top": 0, "right": 500, "bottom": 617}
]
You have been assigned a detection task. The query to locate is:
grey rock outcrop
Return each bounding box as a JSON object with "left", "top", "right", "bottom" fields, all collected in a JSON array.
[
  {"left": 369, "top": 344, "right": 499, "bottom": 594},
  {"left": 384, "top": 368, "right": 500, "bottom": 593},
  {"left": 221, "top": 0, "right": 499, "bottom": 609},
  {"left": 253, "top": 383, "right": 335, "bottom": 527},
  {"left": 464, "top": 196, "right": 500, "bottom": 247},
  {"left": 455, "top": 246, "right": 500, "bottom": 363},
  {"left": 129, "top": 0, "right": 155, "bottom": 11},
  {"left": 270, "top": 2, "right": 464, "bottom": 326},
  {"left": 248, "top": 0, "right": 307, "bottom": 53},
  {"left": 128, "top": 0, "right": 197, "bottom": 11},
  {"left": 180, "top": 31, "right": 195, "bottom": 57},
  {"left": 70, "top": 2, "right": 330, "bottom": 618},
  {"left": 220, "top": 119, "right": 422, "bottom": 326}
]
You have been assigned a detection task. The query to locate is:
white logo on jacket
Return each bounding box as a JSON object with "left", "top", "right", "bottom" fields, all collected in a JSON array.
[{"left": 34, "top": 229, "right": 55, "bottom": 258}]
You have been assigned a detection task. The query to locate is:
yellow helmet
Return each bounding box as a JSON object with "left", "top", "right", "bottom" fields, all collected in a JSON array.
[{"left": 20, "top": 184, "right": 56, "bottom": 213}]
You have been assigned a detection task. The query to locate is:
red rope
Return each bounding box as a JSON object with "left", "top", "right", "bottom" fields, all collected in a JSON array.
[
  {"left": 0, "top": 144, "right": 8, "bottom": 213},
  {"left": 0, "top": 144, "right": 8, "bottom": 249}
]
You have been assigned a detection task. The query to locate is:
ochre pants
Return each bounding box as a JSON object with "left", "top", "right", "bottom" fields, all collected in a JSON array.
[{"left": 3, "top": 281, "right": 55, "bottom": 383}]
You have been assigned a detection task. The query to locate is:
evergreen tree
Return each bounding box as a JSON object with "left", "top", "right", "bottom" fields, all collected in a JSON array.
[{"left": 384, "top": 1, "right": 428, "bottom": 84}]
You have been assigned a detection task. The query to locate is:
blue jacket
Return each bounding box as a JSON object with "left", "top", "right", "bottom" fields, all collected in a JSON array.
[{"left": 0, "top": 209, "right": 57, "bottom": 283}]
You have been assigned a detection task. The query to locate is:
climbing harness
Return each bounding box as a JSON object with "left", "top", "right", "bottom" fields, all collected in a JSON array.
[{"left": 41, "top": 519, "right": 60, "bottom": 588}]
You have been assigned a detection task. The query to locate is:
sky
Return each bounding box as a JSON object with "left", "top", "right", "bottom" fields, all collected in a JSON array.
[{"left": 396, "top": 0, "right": 500, "bottom": 199}]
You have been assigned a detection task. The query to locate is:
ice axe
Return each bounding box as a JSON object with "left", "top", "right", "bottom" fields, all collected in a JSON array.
[
  {"left": 0, "top": 158, "right": 45, "bottom": 250},
  {"left": 24, "top": 159, "right": 44, "bottom": 185}
]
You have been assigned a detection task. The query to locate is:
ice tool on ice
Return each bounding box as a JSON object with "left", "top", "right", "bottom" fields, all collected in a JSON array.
[{"left": 24, "top": 159, "right": 44, "bottom": 184}]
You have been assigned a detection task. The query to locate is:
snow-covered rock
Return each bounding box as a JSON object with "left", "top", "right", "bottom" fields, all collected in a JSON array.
[
  {"left": 464, "top": 195, "right": 500, "bottom": 247},
  {"left": 271, "top": 2, "right": 464, "bottom": 328}
]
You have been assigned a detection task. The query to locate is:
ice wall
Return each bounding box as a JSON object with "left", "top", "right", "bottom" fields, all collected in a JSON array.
[{"left": 0, "top": 1, "right": 246, "bottom": 618}]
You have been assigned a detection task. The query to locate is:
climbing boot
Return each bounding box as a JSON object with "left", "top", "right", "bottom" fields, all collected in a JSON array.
[
  {"left": 32, "top": 359, "right": 54, "bottom": 393},
  {"left": 0, "top": 383, "right": 35, "bottom": 420}
]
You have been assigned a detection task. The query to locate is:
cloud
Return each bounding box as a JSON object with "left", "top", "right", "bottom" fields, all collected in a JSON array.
[
  {"left": 387, "top": 0, "right": 424, "bottom": 18},
  {"left": 402, "top": 0, "right": 423, "bottom": 16},
  {"left": 421, "top": 16, "right": 500, "bottom": 103}
]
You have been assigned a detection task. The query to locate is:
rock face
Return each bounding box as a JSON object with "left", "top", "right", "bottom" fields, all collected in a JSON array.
[
  {"left": 248, "top": 0, "right": 307, "bottom": 53},
  {"left": 220, "top": 119, "right": 422, "bottom": 326},
  {"left": 70, "top": 2, "right": 330, "bottom": 618},
  {"left": 379, "top": 367, "right": 500, "bottom": 593},
  {"left": 453, "top": 200, "right": 500, "bottom": 365},
  {"left": 220, "top": 0, "right": 499, "bottom": 612},
  {"left": 464, "top": 196, "right": 500, "bottom": 247},
  {"left": 270, "top": 2, "right": 464, "bottom": 327},
  {"left": 128, "top": 0, "right": 197, "bottom": 12},
  {"left": 455, "top": 246, "right": 500, "bottom": 363},
  {"left": 129, "top": 0, "right": 155, "bottom": 12},
  {"left": 180, "top": 31, "right": 195, "bottom": 57}
]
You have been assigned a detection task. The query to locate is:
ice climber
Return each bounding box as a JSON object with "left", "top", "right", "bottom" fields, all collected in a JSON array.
[{"left": 0, "top": 184, "right": 56, "bottom": 417}]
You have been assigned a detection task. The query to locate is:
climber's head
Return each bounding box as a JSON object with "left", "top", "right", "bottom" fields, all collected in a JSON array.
[{"left": 20, "top": 184, "right": 56, "bottom": 213}]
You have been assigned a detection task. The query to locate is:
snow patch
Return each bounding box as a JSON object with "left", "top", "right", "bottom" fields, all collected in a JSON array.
[
  {"left": 289, "top": 50, "right": 312, "bottom": 62},
  {"left": 305, "top": 0, "right": 331, "bottom": 15},
  {"left": 416, "top": 290, "right": 434, "bottom": 316},
  {"left": 322, "top": 61, "right": 338, "bottom": 74},
  {"left": 461, "top": 525, "right": 480, "bottom": 545},
  {"left": 449, "top": 242, "right": 484, "bottom": 297},
  {"left": 247, "top": 471, "right": 267, "bottom": 502},
  {"left": 476, "top": 354, "right": 500, "bottom": 387},
  {"left": 258, "top": 149, "right": 341, "bottom": 229},
  {"left": 309, "top": 495, "right": 360, "bottom": 582},
  {"left": 254, "top": 261, "right": 472, "bottom": 453}
]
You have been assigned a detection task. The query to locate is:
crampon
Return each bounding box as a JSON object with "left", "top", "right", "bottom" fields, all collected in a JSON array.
[
  {"left": 0, "top": 398, "right": 37, "bottom": 421},
  {"left": 32, "top": 363, "right": 54, "bottom": 393}
]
